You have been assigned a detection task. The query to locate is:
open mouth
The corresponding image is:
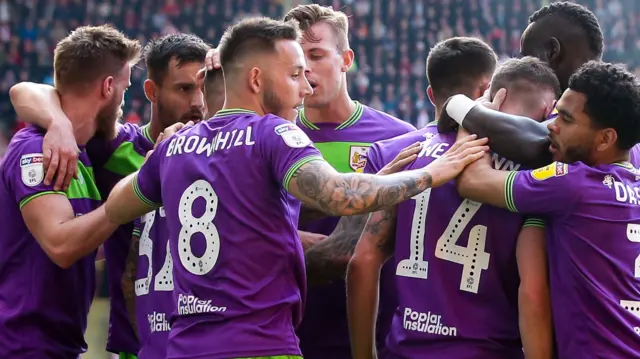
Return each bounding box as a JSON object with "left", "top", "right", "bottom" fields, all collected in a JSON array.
[{"left": 308, "top": 80, "right": 318, "bottom": 90}]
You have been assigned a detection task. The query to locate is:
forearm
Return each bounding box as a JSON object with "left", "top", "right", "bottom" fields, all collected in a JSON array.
[
  {"left": 9, "top": 82, "right": 67, "bottom": 129},
  {"left": 347, "top": 255, "right": 381, "bottom": 359},
  {"left": 519, "top": 287, "right": 553, "bottom": 359},
  {"left": 448, "top": 100, "right": 552, "bottom": 168},
  {"left": 456, "top": 164, "right": 509, "bottom": 208},
  {"left": 122, "top": 235, "right": 140, "bottom": 338},
  {"left": 49, "top": 205, "right": 118, "bottom": 268},
  {"left": 290, "top": 160, "right": 431, "bottom": 217},
  {"left": 105, "top": 173, "right": 158, "bottom": 224},
  {"left": 305, "top": 214, "right": 368, "bottom": 286}
]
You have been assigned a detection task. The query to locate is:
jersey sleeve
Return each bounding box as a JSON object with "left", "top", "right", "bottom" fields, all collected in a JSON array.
[
  {"left": 5, "top": 137, "right": 66, "bottom": 209},
  {"left": 259, "top": 117, "right": 324, "bottom": 191},
  {"left": 504, "top": 161, "right": 583, "bottom": 215},
  {"left": 363, "top": 142, "right": 384, "bottom": 174},
  {"left": 522, "top": 217, "right": 545, "bottom": 228},
  {"left": 133, "top": 141, "right": 165, "bottom": 208},
  {"left": 132, "top": 217, "right": 142, "bottom": 238}
]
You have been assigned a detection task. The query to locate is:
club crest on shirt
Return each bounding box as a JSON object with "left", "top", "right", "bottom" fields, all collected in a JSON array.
[
  {"left": 274, "top": 123, "right": 312, "bottom": 148},
  {"left": 349, "top": 145, "right": 369, "bottom": 172},
  {"left": 530, "top": 161, "right": 568, "bottom": 181},
  {"left": 19, "top": 153, "right": 44, "bottom": 187}
]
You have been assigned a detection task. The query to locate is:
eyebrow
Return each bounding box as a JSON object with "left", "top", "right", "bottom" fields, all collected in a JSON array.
[{"left": 557, "top": 107, "right": 573, "bottom": 119}]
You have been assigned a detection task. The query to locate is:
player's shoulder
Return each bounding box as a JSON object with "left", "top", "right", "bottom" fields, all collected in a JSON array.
[
  {"left": 361, "top": 104, "right": 416, "bottom": 133},
  {"left": 372, "top": 123, "right": 438, "bottom": 154},
  {"left": 3, "top": 126, "right": 46, "bottom": 161}
]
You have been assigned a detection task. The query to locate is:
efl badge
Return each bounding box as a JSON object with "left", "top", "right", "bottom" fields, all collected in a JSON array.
[
  {"left": 530, "top": 161, "right": 568, "bottom": 181},
  {"left": 20, "top": 153, "right": 45, "bottom": 187},
  {"left": 274, "top": 123, "right": 312, "bottom": 148},
  {"left": 349, "top": 146, "right": 369, "bottom": 172}
]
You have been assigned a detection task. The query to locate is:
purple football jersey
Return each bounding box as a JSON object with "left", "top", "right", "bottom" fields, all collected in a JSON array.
[
  {"left": 363, "top": 123, "right": 438, "bottom": 355},
  {"left": 296, "top": 102, "right": 416, "bottom": 359},
  {"left": 0, "top": 126, "right": 101, "bottom": 358},
  {"left": 505, "top": 161, "right": 640, "bottom": 358},
  {"left": 134, "top": 108, "right": 323, "bottom": 359},
  {"left": 86, "top": 123, "right": 154, "bottom": 354},
  {"left": 630, "top": 144, "right": 640, "bottom": 167},
  {"left": 385, "top": 131, "right": 527, "bottom": 359},
  {"left": 133, "top": 207, "right": 173, "bottom": 359}
]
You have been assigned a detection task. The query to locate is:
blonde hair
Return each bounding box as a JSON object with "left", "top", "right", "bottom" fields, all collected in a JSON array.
[
  {"left": 283, "top": 4, "right": 349, "bottom": 51},
  {"left": 54, "top": 25, "right": 141, "bottom": 94}
]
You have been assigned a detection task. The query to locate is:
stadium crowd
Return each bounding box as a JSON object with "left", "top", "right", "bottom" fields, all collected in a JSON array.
[
  {"left": 1, "top": 0, "right": 638, "bottom": 157},
  {"left": 3, "top": 1, "right": 640, "bottom": 359}
]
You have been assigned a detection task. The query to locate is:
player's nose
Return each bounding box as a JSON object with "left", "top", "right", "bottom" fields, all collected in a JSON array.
[
  {"left": 193, "top": 90, "right": 205, "bottom": 109},
  {"left": 301, "top": 77, "right": 313, "bottom": 98}
]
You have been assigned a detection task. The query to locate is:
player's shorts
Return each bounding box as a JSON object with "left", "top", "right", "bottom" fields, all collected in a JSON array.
[{"left": 119, "top": 353, "right": 137, "bottom": 359}]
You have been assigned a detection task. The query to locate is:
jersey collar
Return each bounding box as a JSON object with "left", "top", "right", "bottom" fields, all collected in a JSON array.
[
  {"left": 298, "top": 101, "right": 364, "bottom": 131},
  {"left": 213, "top": 108, "right": 257, "bottom": 117}
]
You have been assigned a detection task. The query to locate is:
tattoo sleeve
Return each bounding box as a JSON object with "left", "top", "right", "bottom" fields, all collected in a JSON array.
[
  {"left": 288, "top": 159, "right": 432, "bottom": 217},
  {"left": 365, "top": 207, "right": 397, "bottom": 260},
  {"left": 305, "top": 213, "right": 369, "bottom": 286},
  {"left": 122, "top": 234, "right": 140, "bottom": 339}
]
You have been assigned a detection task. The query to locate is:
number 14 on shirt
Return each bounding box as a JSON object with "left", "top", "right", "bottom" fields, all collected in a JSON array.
[{"left": 396, "top": 189, "right": 490, "bottom": 294}]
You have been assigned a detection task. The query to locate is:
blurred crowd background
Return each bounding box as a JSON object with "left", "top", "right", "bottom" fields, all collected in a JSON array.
[{"left": 2, "top": 0, "right": 639, "bottom": 357}]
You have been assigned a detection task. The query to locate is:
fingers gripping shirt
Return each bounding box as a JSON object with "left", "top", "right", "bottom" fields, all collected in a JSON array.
[
  {"left": 134, "top": 111, "right": 322, "bottom": 359},
  {"left": 505, "top": 161, "right": 640, "bottom": 357},
  {"left": 0, "top": 126, "right": 101, "bottom": 358}
]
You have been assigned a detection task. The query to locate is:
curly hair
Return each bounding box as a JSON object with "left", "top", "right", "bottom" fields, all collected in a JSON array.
[
  {"left": 569, "top": 61, "right": 640, "bottom": 150},
  {"left": 529, "top": 2, "right": 603, "bottom": 59}
]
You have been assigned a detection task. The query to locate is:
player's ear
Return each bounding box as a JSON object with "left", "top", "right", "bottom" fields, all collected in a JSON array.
[
  {"left": 548, "top": 37, "right": 562, "bottom": 64},
  {"left": 102, "top": 76, "right": 114, "bottom": 99},
  {"left": 341, "top": 49, "right": 354, "bottom": 72},
  {"left": 426, "top": 86, "right": 436, "bottom": 107},
  {"left": 596, "top": 128, "right": 618, "bottom": 153},
  {"left": 249, "top": 67, "right": 261, "bottom": 94},
  {"left": 143, "top": 79, "right": 158, "bottom": 103}
]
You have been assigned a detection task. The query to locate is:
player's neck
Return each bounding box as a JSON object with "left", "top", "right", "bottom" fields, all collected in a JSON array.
[
  {"left": 594, "top": 151, "right": 630, "bottom": 166},
  {"left": 148, "top": 107, "right": 163, "bottom": 144},
  {"left": 223, "top": 92, "right": 265, "bottom": 116},
  {"left": 59, "top": 95, "right": 98, "bottom": 145},
  {"left": 303, "top": 91, "right": 355, "bottom": 124}
]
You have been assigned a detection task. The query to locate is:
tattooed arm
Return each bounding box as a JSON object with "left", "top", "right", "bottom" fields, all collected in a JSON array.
[
  {"left": 305, "top": 213, "right": 368, "bottom": 286},
  {"left": 122, "top": 232, "right": 140, "bottom": 339},
  {"left": 347, "top": 207, "right": 397, "bottom": 359},
  {"left": 287, "top": 135, "right": 489, "bottom": 217}
]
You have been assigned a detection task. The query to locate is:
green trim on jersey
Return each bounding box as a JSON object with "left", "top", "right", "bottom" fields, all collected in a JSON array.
[
  {"left": 141, "top": 124, "right": 155, "bottom": 144},
  {"left": 298, "top": 101, "right": 364, "bottom": 131},
  {"left": 132, "top": 228, "right": 142, "bottom": 237},
  {"left": 233, "top": 356, "right": 303, "bottom": 359},
  {"left": 214, "top": 108, "right": 257, "bottom": 117},
  {"left": 523, "top": 218, "right": 545, "bottom": 228},
  {"left": 505, "top": 171, "right": 518, "bottom": 212},
  {"left": 19, "top": 191, "right": 66, "bottom": 209},
  {"left": 103, "top": 141, "right": 146, "bottom": 177},
  {"left": 118, "top": 353, "right": 137, "bottom": 359},
  {"left": 19, "top": 162, "right": 100, "bottom": 208},
  {"left": 282, "top": 155, "right": 324, "bottom": 191},
  {"left": 314, "top": 141, "right": 371, "bottom": 173},
  {"left": 133, "top": 173, "right": 162, "bottom": 208}
]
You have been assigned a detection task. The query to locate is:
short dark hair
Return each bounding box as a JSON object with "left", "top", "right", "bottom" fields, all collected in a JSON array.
[
  {"left": 144, "top": 33, "right": 209, "bottom": 85},
  {"left": 491, "top": 56, "right": 561, "bottom": 99},
  {"left": 426, "top": 37, "right": 497, "bottom": 104},
  {"left": 54, "top": 25, "right": 141, "bottom": 94},
  {"left": 218, "top": 17, "right": 302, "bottom": 76},
  {"left": 569, "top": 61, "right": 640, "bottom": 150},
  {"left": 204, "top": 68, "right": 225, "bottom": 111},
  {"left": 529, "top": 2, "right": 603, "bottom": 59}
]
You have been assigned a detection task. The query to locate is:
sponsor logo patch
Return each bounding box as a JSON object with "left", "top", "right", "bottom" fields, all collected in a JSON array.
[
  {"left": 274, "top": 123, "right": 312, "bottom": 148},
  {"left": 20, "top": 153, "right": 44, "bottom": 187},
  {"left": 530, "top": 161, "right": 568, "bottom": 181}
]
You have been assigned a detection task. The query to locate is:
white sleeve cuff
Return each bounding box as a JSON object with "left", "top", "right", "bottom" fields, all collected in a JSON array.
[{"left": 445, "top": 95, "right": 478, "bottom": 126}]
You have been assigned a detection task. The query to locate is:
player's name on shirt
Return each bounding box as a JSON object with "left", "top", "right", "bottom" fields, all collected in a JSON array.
[
  {"left": 607, "top": 172, "right": 640, "bottom": 206},
  {"left": 418, "top": 134, "right": 521, "bottom": 171},
  {"left": 165, "top": 125, "right": 257, "bottom": 157}
]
